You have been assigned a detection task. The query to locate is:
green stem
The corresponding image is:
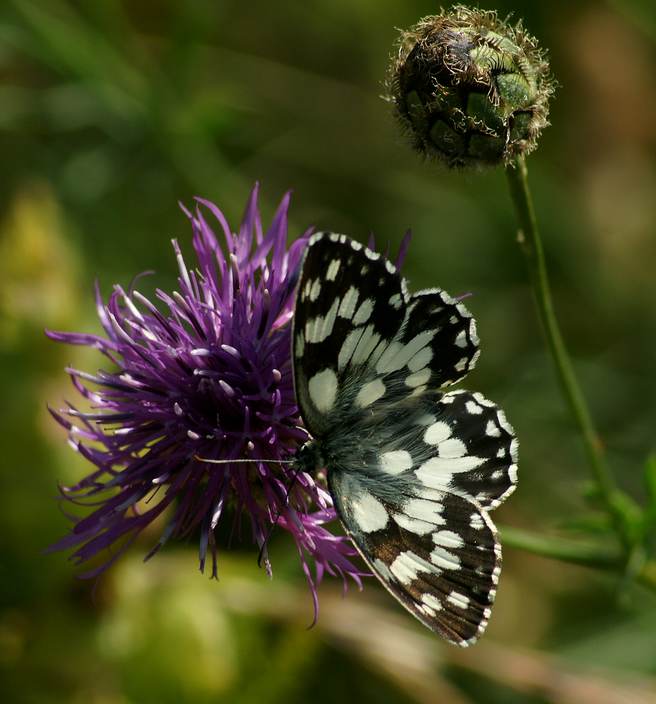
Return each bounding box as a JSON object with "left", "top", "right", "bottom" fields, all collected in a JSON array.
[
  {"left": 501, "top": 526, "right": 620, "bottom": 568},
  {"left": 500, "top": 526, "right": 656, "bottom": 591},
  {"left": 505, "top": 156, "right": 628, "bottom": 547}
]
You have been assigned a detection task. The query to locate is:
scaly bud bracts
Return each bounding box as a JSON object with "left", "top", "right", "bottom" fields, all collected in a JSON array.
[{"left": 388, "top": 5, "right": 554, "bottom": 167}]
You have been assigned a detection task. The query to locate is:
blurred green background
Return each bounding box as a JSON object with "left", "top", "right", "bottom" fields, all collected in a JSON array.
[{"left": 1, "top": 1, "right": 656, "bottom": 702}]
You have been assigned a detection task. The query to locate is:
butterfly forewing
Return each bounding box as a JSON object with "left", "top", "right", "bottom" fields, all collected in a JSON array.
[
  {"left": 292, "top": 233, "right": 518, "bottom": 645},
  {"left": 293, "top": 232, "right": 406, "bottom": 436},
  {"left": 293, "top": 234, "right": 481, "bottom": 430}
]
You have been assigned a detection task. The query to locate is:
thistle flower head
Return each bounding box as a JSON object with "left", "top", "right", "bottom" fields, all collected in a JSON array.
[
  {"left": 47, "top": 185, "right": 364, "bottom": 609},
  {"left": 387, "top": 5, "right": 554, "bottom": 168}
]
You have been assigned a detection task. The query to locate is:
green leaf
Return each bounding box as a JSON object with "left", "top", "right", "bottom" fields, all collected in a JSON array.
[{"left": 556, "top": 512, "right": 614, "bottom": 536}]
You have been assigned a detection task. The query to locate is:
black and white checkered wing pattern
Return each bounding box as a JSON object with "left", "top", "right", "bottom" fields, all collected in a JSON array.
[
  {"left": 292, "top": 233, "right": 517, "bottom": 645},
  {"left": 327, "top": 390, "right": 517, "bottom": 646},
  {"left": 416, "top": 390, "right": 518, "bottom": 511},
  {"left": 293, "top": 232, "right": 406, "bottom": 436},
  {"left": 293, "top": 233, "right": 480, "bottom": 435},
  {"left": 330, "top": 473, "right": 500, "bottom": 646}
]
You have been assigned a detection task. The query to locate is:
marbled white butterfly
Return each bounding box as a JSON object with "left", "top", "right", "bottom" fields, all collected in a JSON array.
[{"left": 292, "top": 232, "right": 518, "bottom": 646}]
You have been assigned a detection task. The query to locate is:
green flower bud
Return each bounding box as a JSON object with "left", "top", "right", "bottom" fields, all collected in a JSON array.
[{"left": 387, "top": 5, "right": 554, "bottom": 168}]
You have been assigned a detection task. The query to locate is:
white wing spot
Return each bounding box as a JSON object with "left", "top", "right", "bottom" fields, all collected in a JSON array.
[
  {"left": 372, "top": 557, "right": 392, "bottom": 581},
  {"left": 456, "top": 303, "right": 472, "bottom": 318},
  {"left": 407, "top": 346, "right": 433, "bottom": 373},
  {"left": 351, "top": 492, "right": 389, "bottom": 533},
  {"left": 469, "top": 319, "right": 480, "bottom": 345},
  {"left": 350, "top": 325, "right": 381, "bottom": 367},
  {"left": 416, "top": 455, "right": 486, "bottom": 487},
  {"left": 455, "top": 357, "right": 469, "bottom": 372},
  {"left": 390, "top": 550, "right": 433, "bottom": 585},
  {"left": 355, "top": 378, "right": 386, "bottom": 408},
  {"left": 433, "top": 530, "right": 465, "bottom": 549},
  {"left": 350, "top": 240, "right": 363, "bottom": 251},
  {"left": 309, "top": 278, "right": 321, "bottom": 302},
  {"left": 465, "top": 400, "right": 483, "bottom": 415},
  {"left": 365, "top": 249, "right": 380, "bottom": 261},
  {"left": 438, "top": 437, "right": 467, "bottom": 458},
  {"left": 474, "top": 393, "right": 496, "bottom": 408},
  {"left": 338, "top": 327, "right": 364, "bottom": 370},
  {"left": 424, "top": 421, "right": 452, "bottom": 445},
  {"left": 295, "top": 331, "right": 305, "bottom": 358},
  {"left": 404, "top": 498, "right": 445, "bottom": 525},
  {"left": 380, "top": 450, "right": 413, "bottom": 474},
  {"left": 305, "top": 298, "right": 339, "bottom": 343},
  {"left": 338, "top": 286, "right": 359, "bottom": 319},
  {"left": 405, "top": 368, "right": 431, "bottom": 388},
  {"left": 497, "top": 411, "right": 514, "bottom": 436},
  {"left": 485, "top": 420, "right": 501, "bottom": 436},
  {"left": 509, "top": 464, "right": 518, "bottom": 483},
  {"left": 455, "top": 330, "right": 467, "bottom": 348},
  {"left": 430, "top": 546, "right": 461, "bottom": 571},
  {"left": 421, "top": 593, "right": 442, "bottom": 612},
  {"left": 308, "top": 368, "right": 338, "bottom": 413},
  {"left": 470, "top": 513, "right": 484, "bottom": 530},
  {"left": 385, "top": 260, "right": 396, "bottom": 274},
  {"left": 353, "top": 298, "right": 375, "bottom": 325},
  {"left": 393, "top": 514, "right": 434, "bottom": 535},
  {"left": 326, "top": 259, "right": 341, "bottom": 281},
  {"left": 389, "top": 293, "right": 402, "bottom": 309},
  {"left": 376, "top": 330, "right": 435, "bottom": 375},
  {"left": 447, "top": 592, "right": 470, "bottom": 609},
  {"left": 510, "top": 437, "right": 519, "bottom": 462}
]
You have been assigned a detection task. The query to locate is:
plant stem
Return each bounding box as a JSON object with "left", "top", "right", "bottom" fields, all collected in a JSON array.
[
  {"left": 500, "top": 526, "right": 656, "bottom": 591},
  {"left": 504, "top": 156, "right": 628, "bottom": 546},
  {"left": 500, "top": 526, "right": 620, "bottom": 568}
]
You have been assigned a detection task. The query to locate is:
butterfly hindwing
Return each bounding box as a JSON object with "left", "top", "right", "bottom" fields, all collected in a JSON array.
[
  {"left": 324, "top": 385, "right": 514, "bottom": 645},
  {"left": 328, "top": 468, "right": 500, "bottom": 646},
  {"left": 415, "top": 390, "right": 518, "bottom": 511}
]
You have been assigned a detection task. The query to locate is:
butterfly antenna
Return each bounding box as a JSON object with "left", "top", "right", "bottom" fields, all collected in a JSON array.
[
  {"left": 195, "top": 456, "right": 294, "bottom": 465},
  {"left": 194, "top": 455, "right": 302, "bottom": 569},
  {"left": 257, "top": 463, "right": 306, "bottom": 569}
]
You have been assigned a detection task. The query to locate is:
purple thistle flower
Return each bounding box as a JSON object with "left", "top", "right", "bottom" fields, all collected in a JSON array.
[{"left": 47, "top": 185, "right": 365, "bottom": 610}]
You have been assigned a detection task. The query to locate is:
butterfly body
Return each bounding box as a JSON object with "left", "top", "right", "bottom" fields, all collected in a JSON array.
[{"left": 292, "top": 232, "right": 517, "bottom": 646}]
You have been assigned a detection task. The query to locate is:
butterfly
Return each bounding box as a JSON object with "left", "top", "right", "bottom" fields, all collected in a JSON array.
[{"left": 291, "top": 232, "right": 518, "bottom": 646}]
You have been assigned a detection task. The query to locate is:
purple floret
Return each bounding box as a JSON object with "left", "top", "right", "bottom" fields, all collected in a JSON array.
[{"left": 47, "top": 185, "right": 365, "bottom": 610}]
